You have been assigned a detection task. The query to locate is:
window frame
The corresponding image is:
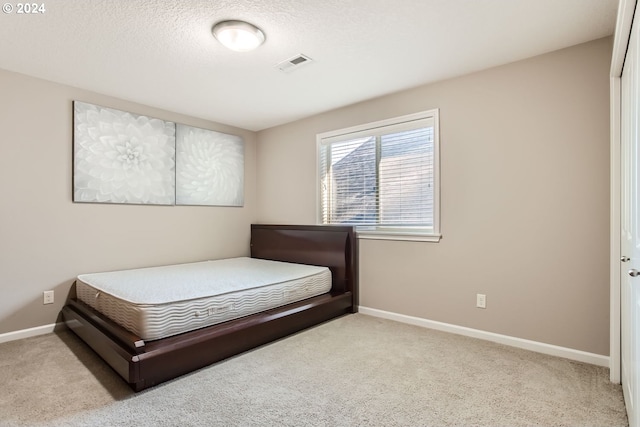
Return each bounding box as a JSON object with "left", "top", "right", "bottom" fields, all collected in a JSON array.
[{"left": 316, "top": 109, "right": 441, "bottom": 242}]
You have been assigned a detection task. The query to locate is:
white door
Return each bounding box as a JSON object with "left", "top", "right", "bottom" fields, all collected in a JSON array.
[{"left": 622, "top": 11, "right": 640, "bottom": 427}]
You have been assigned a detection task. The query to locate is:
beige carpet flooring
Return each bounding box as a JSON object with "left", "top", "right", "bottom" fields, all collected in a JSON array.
[{"left": 0, "top": 314, "right": 628, "bottom": 426}]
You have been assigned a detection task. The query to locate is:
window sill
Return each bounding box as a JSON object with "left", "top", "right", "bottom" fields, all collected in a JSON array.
[{"left": 356, "top": 231, "right": 441, "bottom": 242}]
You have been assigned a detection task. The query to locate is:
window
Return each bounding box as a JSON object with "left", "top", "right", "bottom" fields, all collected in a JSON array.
[{"left": 317, "top": 110, "right": 440, "bottom": 242}]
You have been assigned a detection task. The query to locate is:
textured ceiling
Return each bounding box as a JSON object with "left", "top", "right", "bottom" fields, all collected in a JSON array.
[{"left": 0, "top": 0, "right": 618, "bottom": 131}]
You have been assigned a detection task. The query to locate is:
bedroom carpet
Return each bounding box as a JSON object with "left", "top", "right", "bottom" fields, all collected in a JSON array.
[{"left": 0, "top": 314, "right": 628, "bottom": 427}]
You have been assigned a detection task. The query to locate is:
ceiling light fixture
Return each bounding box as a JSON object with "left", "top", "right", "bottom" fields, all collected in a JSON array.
[{"left": 212, "top": 20, "right": 265, "bottom": 52}]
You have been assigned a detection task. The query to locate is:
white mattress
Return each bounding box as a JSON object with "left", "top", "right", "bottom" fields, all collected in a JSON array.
[{"left": 76, "top": 257, "right": 332, "bottom": 341}]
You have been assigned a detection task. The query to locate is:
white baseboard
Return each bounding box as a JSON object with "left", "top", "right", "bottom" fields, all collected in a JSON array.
[
  {"left": 0, "top": 323, "right": 60, "bottom": 344},
  {"left": 359, "top": 306, "right": 609, "bottom": 367}
]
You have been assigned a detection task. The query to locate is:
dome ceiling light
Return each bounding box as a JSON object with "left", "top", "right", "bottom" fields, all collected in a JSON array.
[{"left": 212, "top": 20, "right": 265, "bottom": 52}]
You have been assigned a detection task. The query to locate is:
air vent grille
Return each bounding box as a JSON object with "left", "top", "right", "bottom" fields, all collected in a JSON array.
[{"left": 276, "top": 54, "right": 313, "bottom": 73}]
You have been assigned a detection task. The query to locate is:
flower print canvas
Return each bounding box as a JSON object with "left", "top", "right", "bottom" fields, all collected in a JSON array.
[
  {"left": 73, "top": 101, "right": 176, "bottom": 205},
  {"left": 175, "top": 124, "right": 244, "bottom": 206}
]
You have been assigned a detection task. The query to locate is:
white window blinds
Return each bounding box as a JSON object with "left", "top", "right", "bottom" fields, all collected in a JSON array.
[{"left": 317, "top": 110, "right": 440, "bottom": 240}]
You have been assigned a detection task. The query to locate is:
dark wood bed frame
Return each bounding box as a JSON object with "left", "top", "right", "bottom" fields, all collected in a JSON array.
[{"left": 62, "top": 224, "right": 358, "bottom": 391}]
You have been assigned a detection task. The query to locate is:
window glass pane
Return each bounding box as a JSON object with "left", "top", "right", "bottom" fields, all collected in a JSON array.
[
  {"left": 379, "top": 127, "right": 433, "bottom": 226},
  {"left": 326, "top": 136, "right": 376, "bottom": 224}
]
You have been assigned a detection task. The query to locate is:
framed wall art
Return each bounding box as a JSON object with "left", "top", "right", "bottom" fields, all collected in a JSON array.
[
  {"left": 175, "top": 124, "right": 244, "bottom": 206},
  {"left": 73, "top": 101, "right": 176, "bottom": 205}
]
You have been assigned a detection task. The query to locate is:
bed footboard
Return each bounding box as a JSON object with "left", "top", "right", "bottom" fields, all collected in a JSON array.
[{"left": 63, "top": 291, "right": 353, "bottom": 391}]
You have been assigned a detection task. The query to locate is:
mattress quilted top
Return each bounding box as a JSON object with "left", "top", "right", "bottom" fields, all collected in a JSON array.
[{"left": 77, "top": 257, "right": 329, "bottom": 305}]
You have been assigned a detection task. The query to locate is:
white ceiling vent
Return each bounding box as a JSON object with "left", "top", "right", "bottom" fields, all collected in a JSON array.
[{"left": 275, "top": 54, "right": 313, "bottom": 73}]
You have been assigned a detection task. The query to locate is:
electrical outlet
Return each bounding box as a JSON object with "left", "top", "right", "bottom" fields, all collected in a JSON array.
[
  {"left": 476, "top": 293, "right": 486, "bottom": 309},
  {"left": 43, "top": 290, "right": 54, "bottom": 305}
]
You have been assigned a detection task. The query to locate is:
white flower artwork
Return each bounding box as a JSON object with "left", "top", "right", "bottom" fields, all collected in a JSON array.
[
  {"left": 176, "top": 124, "right": 244, "bottom": 206},
  {"left": 73, "top": 102, "right": 176, "bottom": 205}
]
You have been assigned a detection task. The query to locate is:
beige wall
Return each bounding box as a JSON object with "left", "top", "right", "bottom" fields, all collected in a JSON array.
[
  {"left": 0, "top": 69, "right": 258, "bottom": 334},
  {"left": 257, "top": 38, "right": 612, "bottom": 355}
]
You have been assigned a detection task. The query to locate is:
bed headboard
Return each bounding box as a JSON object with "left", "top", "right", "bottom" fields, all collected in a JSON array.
[{"left": 250, "top": 224, "right": 357, "bottom": 306}]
